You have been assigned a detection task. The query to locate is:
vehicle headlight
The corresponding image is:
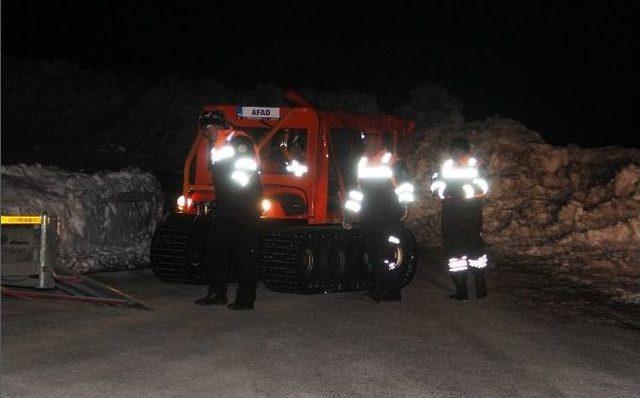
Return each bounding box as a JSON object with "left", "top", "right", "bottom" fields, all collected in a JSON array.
[
  {"left": 177, "top": 195, "right": 192, "bottom": 211},
  {"left": 261, "top": 199, "right": 272, "bottom": 212}
]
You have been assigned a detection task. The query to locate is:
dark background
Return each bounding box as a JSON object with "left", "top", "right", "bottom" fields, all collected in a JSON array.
[{"left": 2, "top": 0, "right": 639, "bottom": 147}]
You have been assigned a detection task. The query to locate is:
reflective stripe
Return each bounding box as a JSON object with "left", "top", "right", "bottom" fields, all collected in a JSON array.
[
  {"left": 388, "top": 235, "right": 400, "bottom": 244},
  {"left": 448, "top": 256, "right": 468, "bottom": 272},
  {"left": 1, "top": 216, "right": 42, "bottom": 225},
  {"left": 462, "top": 184, "right": 475, "bottom": 199},
  {"left": 358, "top": 156, "right": 368, "bottom": 169},
  {"left": 234, "top": 157, "right": 258, "bottom": 171},
  {"left": 357, "top": 156, "right": 393, "bottom": 179},
  {"left": 230, "top": 170, "right": 250, "bottom": 187},
  {"left": 359, "top": 167, "right": 393, "bottom": 179},
  {"left": 358, "top": 165, "right": 393, "bottom": 179},
  {"left": 285, "top": 159, "right": 308, "bottom": 177},
  {"left": 349, "top": 190, "right": 364, "bottom": 201},
  {"left": 395, "top": 182, "right": 414, "bottom": 194},
  {"left": 441, "top": 158, "right": 479, "bottom": 179},
  {"left": 211, "top": 145, "right": 235, "bottom": 164},
  {"left": 398, "top": 192, "right": 414, "bottom": 203},
  {"left": 468, "top": 254, "right": 487, "bottom": 269},
  {"left": 396, "top": 182, "right": 415, "bottom": 203},
  {"left": 345, "top": 200, "right": 362, "bottom": 213},
  {"left": 430, "top": 180, "right": 447, "bottom": 199},
  {"left": 473, "top": 178, "right": 489, "bottom": 195}
]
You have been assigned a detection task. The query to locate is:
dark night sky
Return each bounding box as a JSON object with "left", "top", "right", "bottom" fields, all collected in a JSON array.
[{"left": 3, "top": 0, "right": 639, "bottom": 147}]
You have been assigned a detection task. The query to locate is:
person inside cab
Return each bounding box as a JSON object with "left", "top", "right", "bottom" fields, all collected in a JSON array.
[{"left": 261, "top": 129, "right": 308, "bottom": 177}]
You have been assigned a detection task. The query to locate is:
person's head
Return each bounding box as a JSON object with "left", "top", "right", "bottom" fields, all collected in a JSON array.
[
  {"left": 362, "top": 131, "right": 384, "bottom": 154},
  {"left": 280, "top": 130, "right": 297, "bottom": 148},
  {"left": 199, "top": 110, "right": 228, "bottom": 139},
  {"left": 449, "top": 136, "right": 470, "bottom": 158}
]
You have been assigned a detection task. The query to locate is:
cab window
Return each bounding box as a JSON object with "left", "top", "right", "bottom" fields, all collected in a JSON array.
[
  {"left": 260, "top": 129, "right": 308, "bottom": 175},
  {"left": 327, "top": 128, "right": 364, "bottom": 212},
  {"left": 382, "top": 131, "right": 394, "bottom": 151}
]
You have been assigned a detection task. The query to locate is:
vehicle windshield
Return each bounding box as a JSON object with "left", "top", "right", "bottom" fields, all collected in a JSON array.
[{"left": 240, "top": 127, "right": 271, "bottom": 143}]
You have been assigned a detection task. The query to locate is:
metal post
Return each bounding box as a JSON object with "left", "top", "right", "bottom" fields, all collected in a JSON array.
[{"left": 38, "top": 214, "right": 55, "bottom": 289}]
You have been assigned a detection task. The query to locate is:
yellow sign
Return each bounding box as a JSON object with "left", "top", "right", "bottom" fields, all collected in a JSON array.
[{"left": 1, "top": 216, "right": 43, "bottom": 225}]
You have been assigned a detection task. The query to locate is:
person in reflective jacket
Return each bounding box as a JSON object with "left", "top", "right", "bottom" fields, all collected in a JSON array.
[
  {"left": 344, "top": 131, "right": 414, "bottom": 302},
  {"left": 431, "top": 136, "right": 489, "bottom": 300},
  {"left": 195, "top": 110, "right": 263, "bottom": 310}
]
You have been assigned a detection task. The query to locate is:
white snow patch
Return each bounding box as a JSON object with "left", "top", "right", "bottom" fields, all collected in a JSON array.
[{"left": 1, "top": 164, "right": 163, "bottom": 273}]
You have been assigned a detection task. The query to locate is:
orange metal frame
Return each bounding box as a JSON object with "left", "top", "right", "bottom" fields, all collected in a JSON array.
[{"left": 181, "top": 102, "right": 414, "bottom": 225}]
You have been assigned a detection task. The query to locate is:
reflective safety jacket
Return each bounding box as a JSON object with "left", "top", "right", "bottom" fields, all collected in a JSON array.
[
  {"left": 344, "top": 149, "right": 414, "bottom": 223},
  {"left": 431, "top": 155, "right": 487, "bottom": 259},
  {"left": 430, "top": 155, "right": 488, "bottom": 200},
  {"left": 209, "top": 129, "right": 263, "bottom": 218}
]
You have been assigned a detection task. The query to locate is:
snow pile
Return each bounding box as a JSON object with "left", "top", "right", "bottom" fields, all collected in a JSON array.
[
  {"left": 1, "top": 164, "right": 163, "bottom": 273},
  {"left": 401, "top": 118, "right": 640, "bottom": 303}
]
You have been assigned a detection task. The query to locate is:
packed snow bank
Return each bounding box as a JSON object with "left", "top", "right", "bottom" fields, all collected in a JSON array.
[
  {"left": 1, "top": 164, "right": 163, "bottom": 273},
  {"left": 401, "top": 118, "right": 640, "bottom": 303}
]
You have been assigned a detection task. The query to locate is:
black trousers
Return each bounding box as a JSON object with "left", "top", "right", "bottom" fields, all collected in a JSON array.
[
  {"left": 204, "top": 217, "right": 260, "bottom": 302},
  {"left": 441, "top": 197, "right": 488, "bottom": 297},
  {"left": 441, "top": 197, "right": 484, "bottom": 259},
  {"left": 362, "top": 221, "right": 402, "bottom": 300}
]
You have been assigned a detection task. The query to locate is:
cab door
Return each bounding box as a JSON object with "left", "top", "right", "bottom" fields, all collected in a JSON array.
[{"left": 258, "top": 108, "right": 320, "bottom": 221}]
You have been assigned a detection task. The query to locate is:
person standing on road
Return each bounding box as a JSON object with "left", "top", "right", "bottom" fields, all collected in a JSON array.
[
  {"left": 195, "top": 110, "right": 263, "bottom": 310},
  {"left": 430, "top": 136, "right": 489, "bottom": 300},
  {"left": 343, "top": 131, "right": 415, "bottom": 302}
]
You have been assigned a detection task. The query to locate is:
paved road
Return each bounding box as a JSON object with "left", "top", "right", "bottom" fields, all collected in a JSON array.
[{"left": 2, "top": 259, "right": 639, "bottom": 397}]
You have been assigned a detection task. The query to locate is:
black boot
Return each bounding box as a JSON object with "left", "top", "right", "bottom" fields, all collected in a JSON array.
[
  {"left": 380, "top": 266, "right": 402, "bottom": 302},
  {"left": 228, "top": 284, "right": 256, "bottom": 310},
  {"left": 449, "top": 271, "right": 468, "bottom": 301},
  {"left": 227, "top": 299, "right": 254, "bottom": 310},
  {"left": 194, "top": 288, "right": 228, "bottom": 305},
  {"left": 366, "top": 261, "right": 387, "bottom": 303},
  {"left": 366, "top": 290, "right": 381, "bottom": 303},
  {"left": 473, "top": 269, "right": 488, "bottom": 298},
  {"left": 380, "top": 288, "right": 402, "bottom": 302}
]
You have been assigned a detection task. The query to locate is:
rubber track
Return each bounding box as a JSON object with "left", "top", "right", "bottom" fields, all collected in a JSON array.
[
  {"left": 150, "top": 214, "right": 205, "bottom": 284},
  {"left": 151, "top": 215, "right": 417, "bottom": 292},
  {"left": 258, "top": 226, "right": 365, "bottom": 294}
]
